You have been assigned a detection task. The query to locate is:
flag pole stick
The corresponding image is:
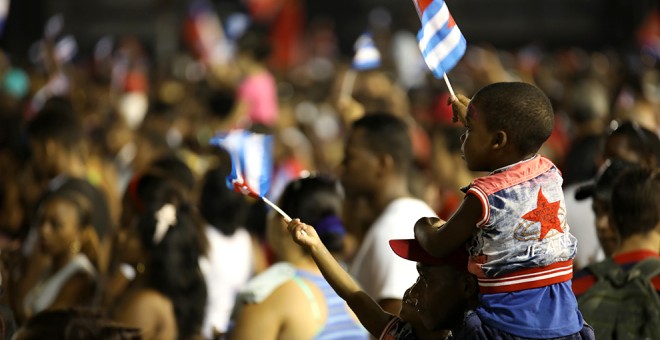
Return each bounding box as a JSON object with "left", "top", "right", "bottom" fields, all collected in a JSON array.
[
  {"left": 262, "top": 196, "right": 292, "bottom": 223},
  {"left": 443, "top": 73, "right": 456, "bottom": 99},
  {"left": 339, "top": 69, "right": 357, "bottom": 100}
]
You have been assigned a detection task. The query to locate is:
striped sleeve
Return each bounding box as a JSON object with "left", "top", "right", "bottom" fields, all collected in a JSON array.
[{"left": 466, "top": 186, "right": 489, "bottom": 228}]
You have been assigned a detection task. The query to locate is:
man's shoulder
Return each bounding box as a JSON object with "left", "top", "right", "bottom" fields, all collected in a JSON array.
[
  {"left": 369, "top": 197, "right": 436, "bottom": 238},
  {"left": 378, "top": 197, "right": 436, "bottom": 222}
]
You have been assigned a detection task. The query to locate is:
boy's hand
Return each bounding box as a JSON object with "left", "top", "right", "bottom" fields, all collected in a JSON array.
[
  {"left": 414, "top": 216, "right": 446, "bottom": 241},
  {"left": 447, "top": 94, "right": 470, "bottom": 126},
  {"left": 414, "top": 216, "right": 446, "bottom": 231},
  {"left": 287, "top": 219, "right": 322, "bottom": 250}
]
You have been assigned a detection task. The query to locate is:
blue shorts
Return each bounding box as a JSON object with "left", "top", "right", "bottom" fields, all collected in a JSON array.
[{"left": 451, "top": 312, "right": 595, "bottom": 340}]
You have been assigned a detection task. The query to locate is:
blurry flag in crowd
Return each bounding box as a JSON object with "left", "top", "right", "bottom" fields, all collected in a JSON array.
[
  {"left": 27, "top": 14, "right": 76, "bottom": 116},
  {"left": 210, "top": 130, "right": 274, "bottom": 199},
  {"left": 340, "top": 32, "right": 381, "bottom": 98},
  {"left": 352, "top": 32, "right": 381, "bottom": 70},
  {"left": 415, "top": 0, "right": 466, "bottom": 77},
  {"left": 0, "top": 0, "right": 10, "bottom": 36},
  {"left": 185, "top": 0, "right": 233, "bottom": 66}
]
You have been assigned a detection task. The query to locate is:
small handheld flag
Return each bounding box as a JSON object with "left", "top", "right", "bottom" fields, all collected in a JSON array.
[
  {"left": 210, "top": 130, "right": 292, "bottom": 222},
  {"left": 352, "top": 33, "right": 381, "bottom": 71},
  {"left": 185, "top": 0, "right": 232, "bottom": 66},
  {"left": 414, "top": 0, "right": 466, "bottom": 97},
  {"left": 340, "top": 32, "right": 381, "bottom": 100}
]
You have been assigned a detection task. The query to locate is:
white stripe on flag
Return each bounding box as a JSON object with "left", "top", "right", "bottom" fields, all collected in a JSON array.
[
  {"left": 418, "top": 2, "right": 449, "bottom": 52},
  {"left": 243, "top": 133, "right": 264, "bottom": 196},
  {"left": 421, "top": 27, "right": 463, "bottom": 74}
]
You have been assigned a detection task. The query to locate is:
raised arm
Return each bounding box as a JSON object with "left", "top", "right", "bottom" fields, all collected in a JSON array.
[
  {"left": 287, "top": 219, "right": 392, "bottom": 338},
  {"left": 414, "top": 195, "right": 482, "bottom": 258}
]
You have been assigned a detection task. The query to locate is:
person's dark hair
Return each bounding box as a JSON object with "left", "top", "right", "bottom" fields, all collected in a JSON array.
[
  {"left": 472, "top": 82, "right": 554, "bottom": 156},
  {"left": 611, "top": 167, "right": 660, "bottom": 240},
  {"left": 208, "top": 89, "right": 236, "bottom": 120},
  {"left": 50, "top": 177, "right": 112, "bottom": 239},
  {"left": 149, "top": 155, "right": 196, "bottom": 193},
  {"left": 352, "top": 112, "right": 413, "bottom": 174},
  {"left": 18, "top": 308, "right": 141, "bottom": 340},
  {"left": 137, "top": 128, "right": 169, "bottom": 152},
  {"left": 278, "top": 176, "right": 346, "bottom": 253},
  {"left": 27, "top": 97, "right": 83, "bottom": 150},
  {"left": 134, "top": 177, "right": 207, "bottom": 339},
  {"left": 237, "top": 25, "right": 272, "bottom": 62},
  {"left": 244, "top": 199, "right": 268, "bottom": 239},
  {"left": 607, "top": 120, "right": 660, "bottom": 165},
  {"left": 199, "top": 167, "right": 248, "bottom": 236},
  {"left": 41, "top": 188, "right": 93, "bottom": 230}
]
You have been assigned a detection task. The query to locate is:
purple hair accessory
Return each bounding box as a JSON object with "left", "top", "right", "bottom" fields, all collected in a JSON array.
[{"left": 314, "top": 215, "right": 346, "bottom": 236}]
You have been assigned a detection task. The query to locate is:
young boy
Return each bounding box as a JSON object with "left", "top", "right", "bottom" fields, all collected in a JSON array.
[{"left": 415, "top": 82, "right": 584, "bottom": 338}]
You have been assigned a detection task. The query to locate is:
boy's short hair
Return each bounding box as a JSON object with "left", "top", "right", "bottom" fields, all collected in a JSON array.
[
  {"left": 352, "top": 112, "right": 413, "bottom": 173},
  {"left": 472, "top": 82, "right": 554, "bottom": 156},
  {"left": 611, "top": 167, "right": 660, "bottom": 239}
]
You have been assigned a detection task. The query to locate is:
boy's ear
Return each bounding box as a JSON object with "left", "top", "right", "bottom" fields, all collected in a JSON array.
[{"left": 492, "top": 131, "right": 508, "bottom": 150}]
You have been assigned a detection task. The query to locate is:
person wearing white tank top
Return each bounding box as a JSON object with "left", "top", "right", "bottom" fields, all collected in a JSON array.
[{"left": 19, "top": 190, "right": 98, "bottom": 320}]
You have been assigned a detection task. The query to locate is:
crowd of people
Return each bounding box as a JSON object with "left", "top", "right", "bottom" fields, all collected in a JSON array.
[{"left": 0, "top": 2, "right": 659, "bottom": 339}]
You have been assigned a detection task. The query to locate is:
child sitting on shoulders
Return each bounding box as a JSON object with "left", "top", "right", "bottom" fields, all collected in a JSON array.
[{"left": 415, "top": 82, "right": 584, "bottom": 338}]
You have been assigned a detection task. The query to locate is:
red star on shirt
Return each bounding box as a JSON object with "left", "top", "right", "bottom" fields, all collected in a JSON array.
[{"left": 522, "top": 188, "right": 563, "bottom": 241}]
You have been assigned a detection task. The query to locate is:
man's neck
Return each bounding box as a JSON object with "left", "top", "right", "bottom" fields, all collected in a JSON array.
[
  {"left": 371, "top": 176, "right": 410, "bottom": 217},
  {"left": 615, "top": 231, "right": 660, "bottom": 256}
]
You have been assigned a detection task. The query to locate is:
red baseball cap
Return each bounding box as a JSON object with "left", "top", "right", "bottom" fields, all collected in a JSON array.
[{"left": 389, "top": 238, "right": 469, "bottom": 272}]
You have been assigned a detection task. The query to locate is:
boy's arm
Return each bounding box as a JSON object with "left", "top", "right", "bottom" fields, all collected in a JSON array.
[
  {"left": 414, "top": 195, "right": 482, "bottom": 257},
  {"left": 287, "top": 219, "right": 392, "bottom": 338}
]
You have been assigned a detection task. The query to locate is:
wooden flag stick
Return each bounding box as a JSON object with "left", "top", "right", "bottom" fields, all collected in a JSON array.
[
  {"left": 262, "top": 196, "right": 292, "bottom": 223},
  {"left": 443, "top": 73, "right": 456, "bottom": 100}
]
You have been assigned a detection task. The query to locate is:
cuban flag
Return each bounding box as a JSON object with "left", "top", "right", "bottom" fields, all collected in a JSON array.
[
  {"left": 210, "top": 130, "right": 273, "bottom": 199},
  {"left": 352, "top": 32, "right": 381, "bottom": 70},
  {"left": 416, "top": 0, "right": 466, "bottom": 77},
  {"left": 185, "top": 0, "right": 232, "bottom": 66}
]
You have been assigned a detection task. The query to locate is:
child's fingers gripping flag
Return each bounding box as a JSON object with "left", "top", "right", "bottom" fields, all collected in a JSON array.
[
  {"left": 210, "top": 130, "right": 292, "bottom": 222},
  {"left": 415, "top": 0, "right": 466, "bottom": 78},
  {"left": 352, "top": 32, "right": 381, "bottom": 70}
]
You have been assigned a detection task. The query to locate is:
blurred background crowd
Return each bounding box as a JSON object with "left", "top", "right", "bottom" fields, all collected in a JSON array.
[{"left": 0, "top": 0, "right": 659, "bottom": 338}]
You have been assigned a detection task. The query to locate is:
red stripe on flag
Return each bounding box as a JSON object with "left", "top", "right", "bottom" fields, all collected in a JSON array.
[
  {"left": 417, "top": 0, "right": 434, "bottom": 13},
  {"left": 448, "top": 14, "right": 456, "bottom": 28}
]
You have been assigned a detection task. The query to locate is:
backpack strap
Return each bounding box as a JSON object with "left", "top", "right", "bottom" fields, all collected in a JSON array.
[
  {"left": 627, "top": 257, "right": 660, "bottom": 281},
  {"left": 586, "top": 258, "right": 627, "bottom": 287}
]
